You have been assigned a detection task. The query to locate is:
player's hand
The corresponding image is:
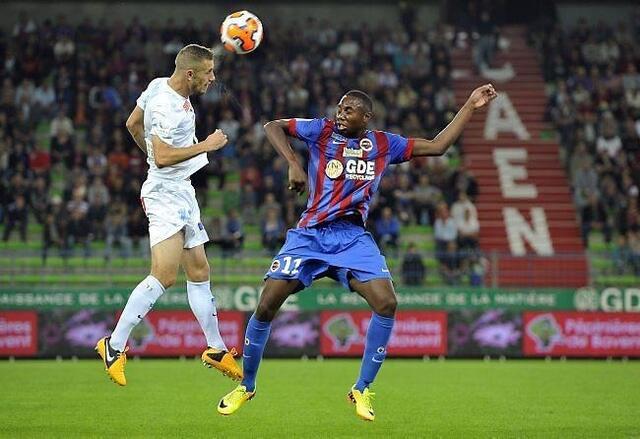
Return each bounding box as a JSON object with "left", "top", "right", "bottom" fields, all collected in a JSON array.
[
  {"left": 466, "top": 84, "right": 498, "bottom": 110},
  {"left": 203, "top": 129, "right": 228, "bottom": 152},
  {"left": 288, "top": 164, "right": 307, "bottom": 195}
]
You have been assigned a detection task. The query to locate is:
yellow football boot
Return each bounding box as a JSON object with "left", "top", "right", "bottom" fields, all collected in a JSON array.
[
  {"left": 201, "top": 347, "right": 243, "bottom": 381},
  {"left": 95, "top": 336, "right": 128, "bottom": 386},
  {"left": 348, "top": 387, "right": 375, "bottom": 421},
  {"left": 217, "top": 385, "right": 255, "bottom": 415}
]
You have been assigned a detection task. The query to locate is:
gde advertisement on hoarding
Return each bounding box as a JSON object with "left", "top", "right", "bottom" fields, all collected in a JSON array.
[
  {"left": 320, "top": 311, "right": 447, "bottom": 357},
  {"left": 524, "top": 312, "right": 640, "bottom": 357}
]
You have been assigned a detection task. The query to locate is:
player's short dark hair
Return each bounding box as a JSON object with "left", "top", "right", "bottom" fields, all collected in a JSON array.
[
  {"left": 175, "top": 44, "right": 213, "bottom": 70},
  {"left": 344, "top": 90, "right": 373, "bottom": 113}
]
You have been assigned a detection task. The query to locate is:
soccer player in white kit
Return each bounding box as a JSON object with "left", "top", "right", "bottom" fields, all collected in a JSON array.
[{"left": 96, "top": 44, "right": 242, "bottom": 386}]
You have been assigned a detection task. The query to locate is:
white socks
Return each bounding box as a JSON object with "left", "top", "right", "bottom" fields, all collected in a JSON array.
[
  {"left": 187, "top": 279, "right": 227, "bottom": 351},
  {"left": 110, "top": 275, "right": 165, "bottom": 351},
  {"left": 110, "top": 276, "right": 226, "bottom": 352}
]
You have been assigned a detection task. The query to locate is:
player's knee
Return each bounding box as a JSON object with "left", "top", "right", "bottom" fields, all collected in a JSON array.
[
  {"left": 188, "top": 263, "right": 210, "bottom": 282},
  {"left": 152, "top": 271, "right": 177, "bottom": 289},
  {"left": 254, "top": 302, "right": 277, "bottom": 322},
  {"left": 375, "top": 295, "right": 397, "bottom": 317}
]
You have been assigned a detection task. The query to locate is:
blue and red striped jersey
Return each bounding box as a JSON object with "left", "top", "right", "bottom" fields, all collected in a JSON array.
[{"left": 288, "top": 117, "right": 415, "bottom": 228}]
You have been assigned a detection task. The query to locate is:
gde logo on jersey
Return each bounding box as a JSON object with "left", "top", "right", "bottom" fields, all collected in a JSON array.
[
  {"left": 345, "top": 159, "right": 375, "bottom": 181},
  {"left": 324, "top": 159, "right": 375, "bottom": 180}
]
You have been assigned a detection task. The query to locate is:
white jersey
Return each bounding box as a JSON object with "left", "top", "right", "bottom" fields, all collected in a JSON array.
[{"left": 136, "top": 77, "right": 208, "bottom": 180}]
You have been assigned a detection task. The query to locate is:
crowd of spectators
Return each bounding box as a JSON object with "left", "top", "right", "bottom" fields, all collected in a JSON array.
[
  {"left": 0, "top": 11, "right": 482, "bottom": 284},
  {"left": 533, "top": 14, "right": 640, "bottom": 275}
]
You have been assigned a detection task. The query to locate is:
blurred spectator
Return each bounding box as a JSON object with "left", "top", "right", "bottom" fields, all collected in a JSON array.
[
  {"left": 573, "top": 158, "right": 601, "bottom": 247},
  {"left": 218, "top": 110, "right": 240, "bottom": 145},
  {"left": 401, "top": 242, "right": 425, "bottom": 285},
  {"left": 29, "top": 143, "right": 51, "bottom": 179},
  {"left": 208, "top": 213, "right": 243, "bottom": 258},
  {"left": 50, "top": 130, "right": 74, "bottom": 167},
  {"left": 128, "top": 208, "right": 149, "bottom": 258},
  {"left": 225, "top": 209, "right": 245, "bottom": 256},
  {"left": 454, "top": 199, "right": 480, "bottom": 280},
  {"left": 104, "top": 201, "right": 132, "bottom": 262},
  {"left": 468, "top": 253, "right": 487, "bottom": 287},
  {"left": 612, "top": 234, "right": 631, "bottom": 274},
  {"left": 449, "top": 163, "right": 479, "bottom": 201},
  {"left": 261, "top": 207, "right": 286, "bottom": 255},
  {"left": 62, "top": 209, "right": 92, "bottom": 259},
  {"left": 33, "top": 78, "right": 56, "bottom": 121},
  {"left": 393, "top": 173, "right": 414, "bottom": 224},
  {"left": 3, "top": 194, "right": 28, "bottom": 242},
  {"left": 49, "top": 108, "right": 74, "bottom": 140},
  {"left": 412, "top": 174, "right": 443, "bottom": 226},
  {"left": 375, "top": 207, "right": 400, "bottom": 255},
  {"left": 434, "top": 202, "right": 457, "bottom": 260},
  {"left": 87, "top": 178, "right": 110, "bottom": 240},
  {"left": 596, "top": 114, "right": 623, "bottom": 158},
  {"left": 30, "top": 176, "right": 50, "bottom": 224},
  {"left": 439, "top": 241, "right": 461, "bottom": 285},
  {"left": 108, "top": 139, "right": 130, "bottom": 171},
  {"left": 473, "top": 11, "right": 498, "bottom": 72},
  {"left": 87, "top": 145, "right": 108, "bottom": 178},
  {"left": 456, "top": 203, "right": 480, "bottom": 253},
  {"left": 42, "top": 197, "right": 64, "bottom": 265}
]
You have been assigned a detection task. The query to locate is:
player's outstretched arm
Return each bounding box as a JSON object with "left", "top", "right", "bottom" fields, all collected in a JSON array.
[
  {"left": 412, "top": 84, "right": 497, "bottom": 157},
  {"left": 125, "top": 106, "right": 147, "bottom": 154},
  {"left": 152, "top": 129, "right": 227, "bottom": 168},
  {"left": 264, "top": 119, "right": 307, "bottom": 194}
]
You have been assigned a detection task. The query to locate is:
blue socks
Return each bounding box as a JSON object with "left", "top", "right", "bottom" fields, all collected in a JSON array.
[
  {"left": 241, "top": 312, "right": 393, "bottom": 393},
  {"left": 354, "top": 312, "right": 395, "bottom": 392},
  {"left": 241, "top": 314, "right": 272, "bottom": 392}
]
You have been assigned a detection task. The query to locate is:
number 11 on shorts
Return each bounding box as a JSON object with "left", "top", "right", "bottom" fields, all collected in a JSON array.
[{"left": 281, "top": 256, "right": 302, "bottom": 275}]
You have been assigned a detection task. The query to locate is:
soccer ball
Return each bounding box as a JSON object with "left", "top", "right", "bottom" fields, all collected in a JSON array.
[{"left": 220, "top": 10, "right": 263, "bottom": 54}]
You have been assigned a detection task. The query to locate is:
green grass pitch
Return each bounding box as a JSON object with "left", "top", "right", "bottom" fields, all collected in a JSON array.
[{"left": 1, "top": 359, "right": 639, "bottom": 438}]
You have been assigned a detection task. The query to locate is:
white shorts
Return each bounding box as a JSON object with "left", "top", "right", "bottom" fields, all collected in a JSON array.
[{"left": 140, "top": 177, "right": 209, "bottom": 249}]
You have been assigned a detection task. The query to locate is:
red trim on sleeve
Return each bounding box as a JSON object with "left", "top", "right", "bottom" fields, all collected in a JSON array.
[
  {"left": 405, "top": 138, "right": 416, "bottom": 161},
  {"left": 287, "top": 119, "right": 297, "bottom": 137}
]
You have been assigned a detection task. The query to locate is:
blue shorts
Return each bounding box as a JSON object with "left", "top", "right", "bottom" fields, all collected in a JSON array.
[{"left": 265, "top": 218, "right": 392, "bottom": 290}]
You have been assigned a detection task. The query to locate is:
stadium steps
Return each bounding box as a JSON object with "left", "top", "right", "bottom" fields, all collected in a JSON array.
[{"left": 451, "top": 24, "right": 588, "bottom": 287}]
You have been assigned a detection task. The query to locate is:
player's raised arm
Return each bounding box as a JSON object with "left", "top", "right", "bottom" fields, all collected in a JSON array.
[
  {"left": 412, "top": 84, "right": 497, "bottom": 157},
  {"left": 264, "top": 119, "right": 307, "bottom": 194},
  {"left": 152, "top": 130, "right": 227, "bottom": 168},
  {"left": 125, "top": 106, "right": 147, "bottom": 154}
]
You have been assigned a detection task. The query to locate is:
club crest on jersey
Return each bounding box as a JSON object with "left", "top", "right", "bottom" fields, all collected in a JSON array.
[
  {"left": 270, "top": 260, "right": 280, "bottom": 272},
  {"left": 182, "top": 100, "right": 192, "bottom": 112},
  {"left": 325, "top": 159, "right": 344, "bottom": 179},
  {"left": 359, "top": 138, "right": 373, "bottom": 152},
  {"left": 343, "top": 148, "right": 363, "bottom": 158}
]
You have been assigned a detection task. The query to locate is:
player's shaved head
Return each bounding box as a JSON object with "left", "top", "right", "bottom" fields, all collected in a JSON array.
[
  {"left": 175, "top": 44, "right": 214, "bottom": 71},
  {"left": 344, "top": 90, "right": 373, "bottom": 113},
  {"left": 171, "top": 44, "right": 216, "bottom": 96}
]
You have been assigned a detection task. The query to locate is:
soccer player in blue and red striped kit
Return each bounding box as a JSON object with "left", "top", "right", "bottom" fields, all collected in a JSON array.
[{"left": 218, "top": 84, "right": 497, "bottom": 420}]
